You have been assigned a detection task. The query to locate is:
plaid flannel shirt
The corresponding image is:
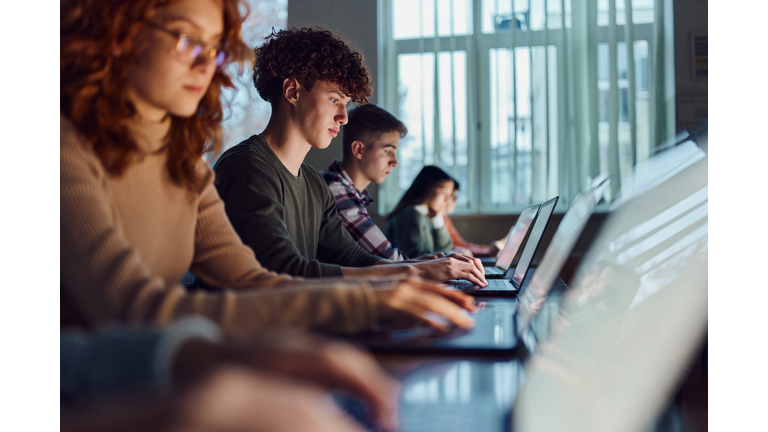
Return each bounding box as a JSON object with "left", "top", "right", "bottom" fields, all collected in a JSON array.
[{"left": 321, "top": 160, "right": 408, "bottom": 261}]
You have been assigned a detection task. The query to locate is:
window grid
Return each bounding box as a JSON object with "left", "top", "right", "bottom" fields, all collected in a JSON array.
[{"left": 380, "top": 0, "right": 668, "bottom": 214}]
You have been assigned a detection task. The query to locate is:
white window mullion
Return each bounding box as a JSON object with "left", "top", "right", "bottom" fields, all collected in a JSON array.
[
  {"left": 450, "top": 0, "right": 458, "bottom": 181},
  {"left": 527, "top": 0, "right": 535, "bottom": 205},
  {"left": 419, "top": 0, "right": 427, "bottom": 165},
  {"left": 509, "top": 0, "right": 519, "bottom": 205},
  {"left": 476, "top": 0, "right": 490, "bottom": 213},
  {"left": 378, "top": 0, "right": 400, "bottom": 215},
  {"left": 432, "top": 0, "right": 441, "bottom": 167},
  {"left": 624, "top": 0, "right": 637, "bottom": 169},
  {"left": 587, "top": 0, "right": 601, "bottom": 184},
  {"left": 543, "top": 0, "right": 552, "bottom": 201},
  {"left": 607, "top": 0, "right": 621, "bottom": 201},
  {"left": 557, "top": 0, "right": 570, "bottom": 207}
]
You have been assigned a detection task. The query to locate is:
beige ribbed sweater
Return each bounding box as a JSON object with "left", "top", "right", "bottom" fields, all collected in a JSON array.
[{"left": 60, "top": 114, "right": 379, "bottom": 336}]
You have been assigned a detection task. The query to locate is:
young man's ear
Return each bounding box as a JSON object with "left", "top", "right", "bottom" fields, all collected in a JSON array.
[
  {"left": 282, "top": 78, "right": 300, "bottom": 106},
  {"left": 350, "top": 140, "right": 366, "bottom": 160}
]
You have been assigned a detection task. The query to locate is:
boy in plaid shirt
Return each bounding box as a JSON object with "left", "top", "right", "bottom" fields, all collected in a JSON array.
[{"left": 321, "top": 104, "right": 407, "bottom": 261}]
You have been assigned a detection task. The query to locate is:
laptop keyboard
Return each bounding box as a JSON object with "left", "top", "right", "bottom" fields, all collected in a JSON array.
[
  {"left": 450, "top": 279, "right": 518, "bottom": 292},
  {"left": 485, "top": 266, "right": 505, "bottom": 275}
]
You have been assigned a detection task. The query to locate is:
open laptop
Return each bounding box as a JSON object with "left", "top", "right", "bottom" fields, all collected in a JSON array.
[
  {"left": 451, "top": 196, "right": 558, "bottom": 295},
  {"left": 483, "top": 204, "right": 540, "bottom": 277}
]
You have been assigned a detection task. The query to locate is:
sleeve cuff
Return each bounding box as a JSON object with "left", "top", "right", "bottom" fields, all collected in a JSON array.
[
  {"left": 153, "top": 316, "right": 223, "bottom": 391},
  {"left": 430, "top": 215, "right": 445, "bottom": 229}
]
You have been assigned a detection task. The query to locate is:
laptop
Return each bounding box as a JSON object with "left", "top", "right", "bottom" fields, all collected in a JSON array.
[
  {"left": 451, "top": 196, "right": 558, "bottom": 295},
  {"left": 483, "top": 204, "right": 540, "bottom": 277}
]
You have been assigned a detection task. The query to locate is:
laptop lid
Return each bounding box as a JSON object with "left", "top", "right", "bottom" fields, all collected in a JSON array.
[
  {"left": 516, "top": 176, "right": 610, "bottom": 335},
  {"left": 508, "top": 197, "right": 559, "bottom": 289},
  {"left": 492, "top": 204, "right": 541, "bottom": 271}
]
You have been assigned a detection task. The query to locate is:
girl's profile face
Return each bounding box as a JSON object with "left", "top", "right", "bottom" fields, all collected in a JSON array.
[
  {"left": 425, "top": 179, "right": 455, "bottom": 215},
  {"left": 125, "top": 0, "right": 224, "bottom": 121}
]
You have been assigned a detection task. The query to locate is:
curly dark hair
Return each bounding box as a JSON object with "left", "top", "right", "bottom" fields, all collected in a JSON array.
[
  {"left": 253, "top": 27, "right": 372, "bottom": 106},
  {"left": 61, "top": 0, "right": 252, "bottom": 192}
]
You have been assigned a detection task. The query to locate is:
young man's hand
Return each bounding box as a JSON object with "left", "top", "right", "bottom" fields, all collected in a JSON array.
[
  {"left": 373, "top": 278, "right": 478, "bottom": 332},
  {"left": 410, "top": 253, "right": 488, "bottom": 287}
]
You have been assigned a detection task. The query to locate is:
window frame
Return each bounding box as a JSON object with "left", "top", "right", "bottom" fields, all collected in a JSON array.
[{"left": 378, "top": 0, "right": 663, "bottom": 215}]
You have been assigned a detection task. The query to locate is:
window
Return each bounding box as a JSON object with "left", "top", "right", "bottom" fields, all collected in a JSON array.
[
  {"left": 378, "top": 0, "right": 676, "bottom": 214},
  {"left": 218, "top": 0, "right": 288, "bottom": 158}
]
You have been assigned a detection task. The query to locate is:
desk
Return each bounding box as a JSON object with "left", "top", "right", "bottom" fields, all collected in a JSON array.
[
  {"left": 365, "top": 274, "right": 705, "bottom": 432},
  {"left": 355, "top": 276, "right": 568, "bottom": 432}
]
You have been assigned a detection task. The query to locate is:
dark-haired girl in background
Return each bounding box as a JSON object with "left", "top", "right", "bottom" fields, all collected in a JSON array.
[{"left": 385, "top": 166, "right": 459, "bottom": 258}]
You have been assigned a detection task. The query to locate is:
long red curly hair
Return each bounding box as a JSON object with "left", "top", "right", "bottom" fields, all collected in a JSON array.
[{"left": 61, "top": 0, "right": 252, "bottom": 192}]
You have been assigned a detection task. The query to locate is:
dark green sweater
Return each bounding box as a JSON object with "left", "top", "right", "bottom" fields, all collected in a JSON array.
[
  {"left": 213, "top": 135, "right": 381, "bottom": 277},
  {"left": 384, "top": 205, "right": 453, "bottom": 258}
]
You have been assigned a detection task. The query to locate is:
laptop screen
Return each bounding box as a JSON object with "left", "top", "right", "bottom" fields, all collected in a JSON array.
[
  {"left": 510, "top": 197, "right": 559, "bottom": 288},
  {"left": 494, "top": 204, "right": 540, "bottom": 270}
]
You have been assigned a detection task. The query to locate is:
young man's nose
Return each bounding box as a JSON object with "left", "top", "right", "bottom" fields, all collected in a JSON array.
[{"left": 336, "top": 106, "right": 348, "bottom": 125}]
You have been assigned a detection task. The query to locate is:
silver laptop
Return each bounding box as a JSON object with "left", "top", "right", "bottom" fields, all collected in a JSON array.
[{"left": 483, "top": 204, "right": 540, "bottom": 277}]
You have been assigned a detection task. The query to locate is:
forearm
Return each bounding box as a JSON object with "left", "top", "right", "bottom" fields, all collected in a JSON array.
[
  {"left": 173, "top": 283, "right": 379, "bottom": 336},
  {"left": 366, "top": 259, "right": 442, "bottom": 282},
  {"left": 341, "top": 264, "right": 414, "bottom": 278},
  {"left": 60, "top": 318, "right": 222, "bottom": 400}
]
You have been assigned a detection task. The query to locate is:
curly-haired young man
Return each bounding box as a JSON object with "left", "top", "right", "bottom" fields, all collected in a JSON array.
[{"left": 213, "top": 27, "right": 487, "bottom": 286}]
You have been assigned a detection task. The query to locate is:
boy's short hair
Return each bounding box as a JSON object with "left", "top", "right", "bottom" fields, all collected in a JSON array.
[
  {"left": 253, "top": 27, "right": 372, "bottom": 106},
  {"left": 341, "top": 104, "right": 408, "bottom": 160}
]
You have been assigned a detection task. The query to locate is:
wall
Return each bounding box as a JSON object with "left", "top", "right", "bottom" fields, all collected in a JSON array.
[
  {"left": 673, "top": 0, "right": 708, "bottom": 132},
  {"left": 287, "top": 0, "right": 382, "bottom": 212}
]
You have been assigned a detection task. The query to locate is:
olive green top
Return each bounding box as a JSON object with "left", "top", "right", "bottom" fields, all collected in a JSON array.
[
  {"left": 384, "top": 205, "right": 454, "bottom": 258},
  {"left": 213, "top": 134, "right": 381, "bottom": 278}
]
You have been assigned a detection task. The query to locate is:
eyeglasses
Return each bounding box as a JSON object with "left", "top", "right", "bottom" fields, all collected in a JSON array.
[{"left": 146, "top": 23, "right": 226, "bottom": 67}]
